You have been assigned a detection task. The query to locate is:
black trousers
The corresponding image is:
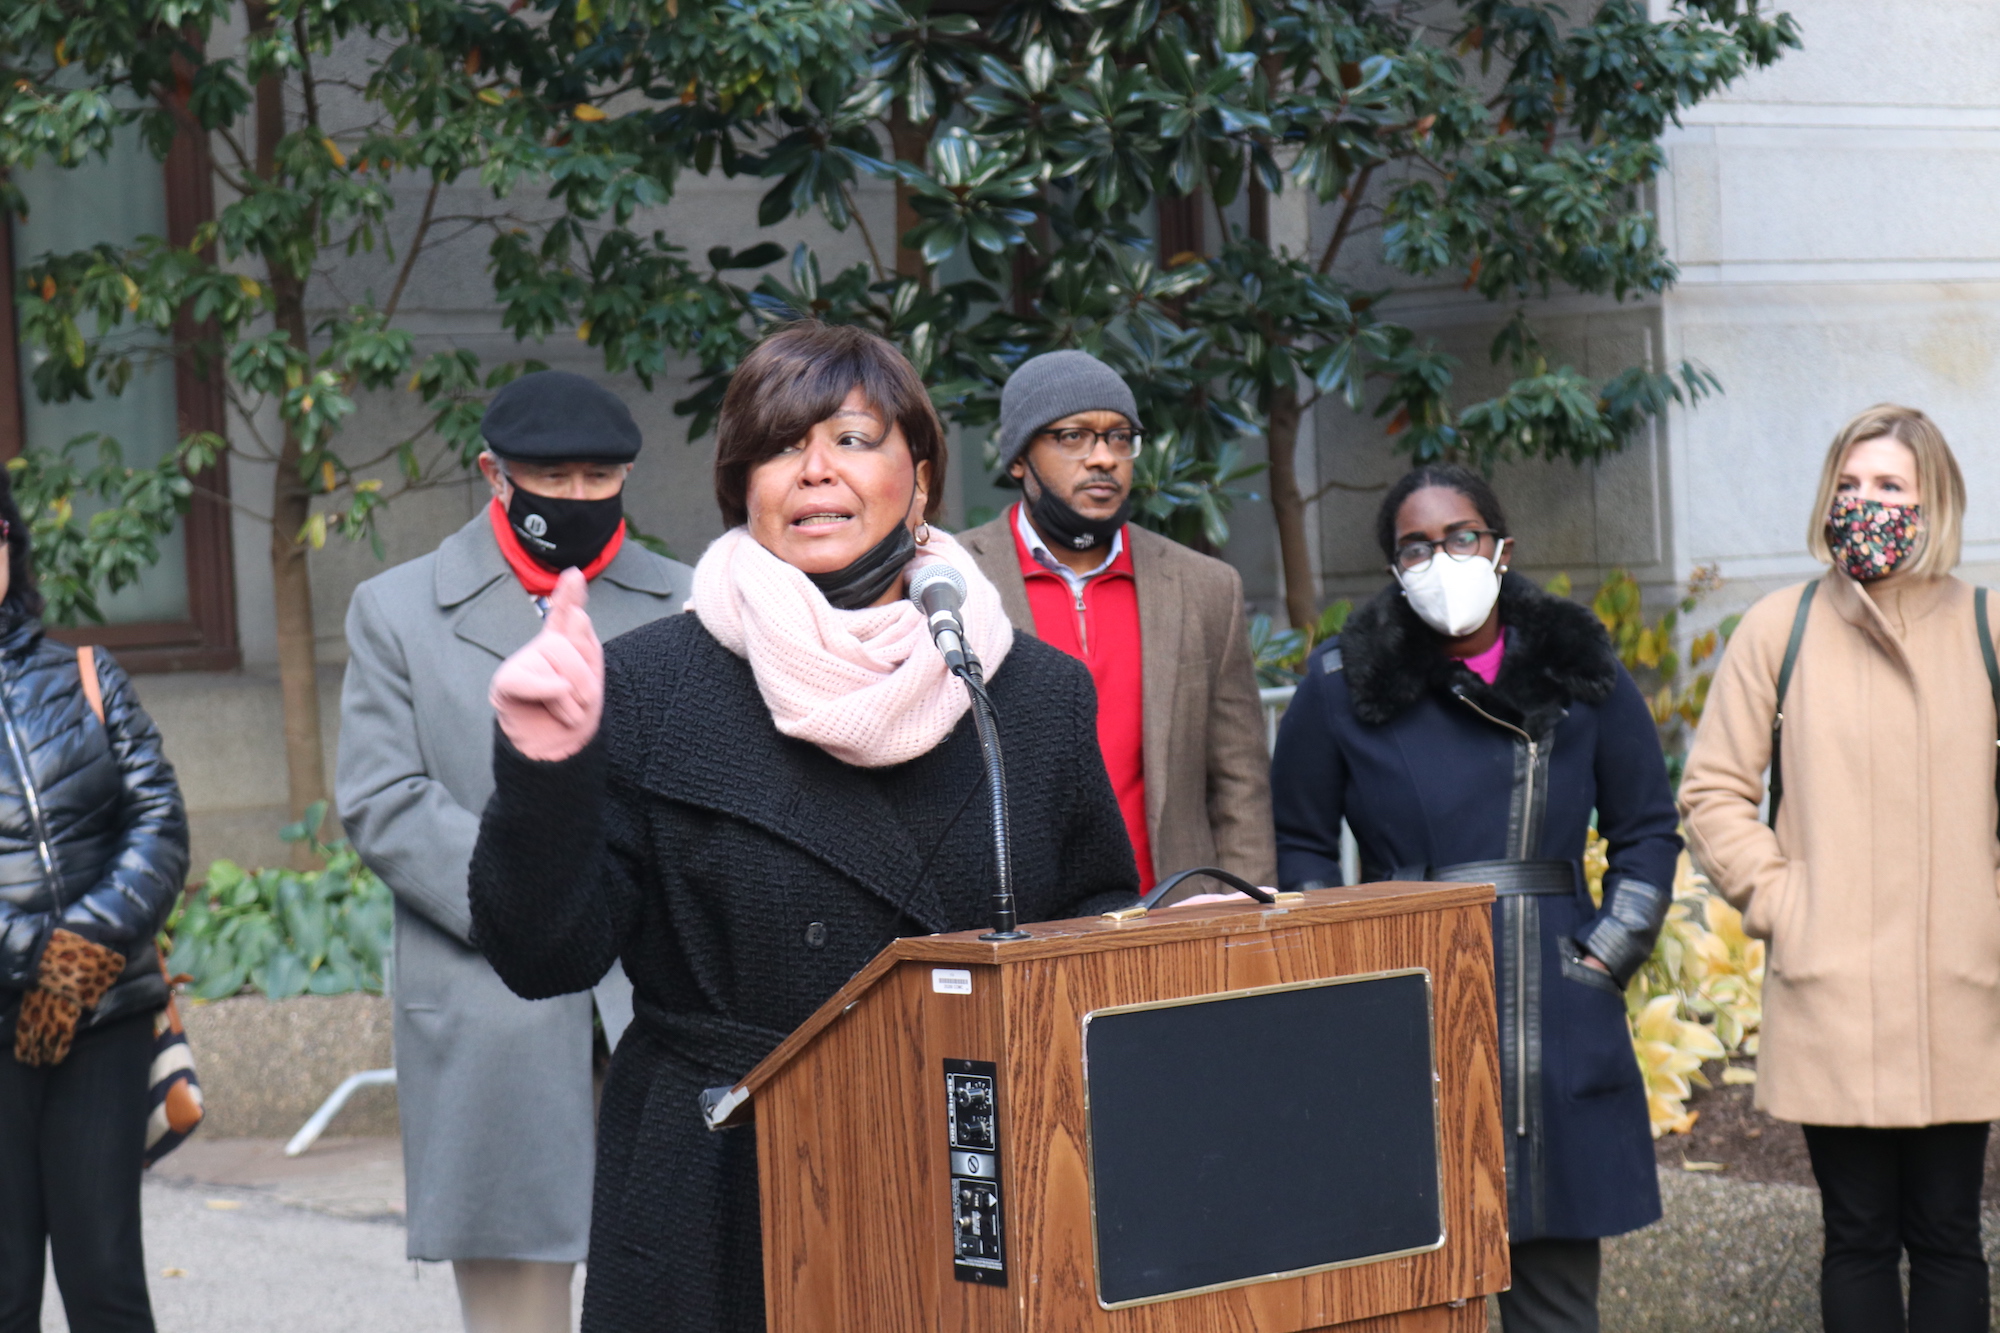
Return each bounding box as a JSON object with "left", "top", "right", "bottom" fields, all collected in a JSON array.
[
  {"left": 0, "top": 1011, "right": 155, "bottom": 1333},
  {"left": 1497, "top": 1237, "right": 1600, "bottom": 1333},
  {"left": 1803, "top": 1121, "right": 1990, "bottom": 1333}
]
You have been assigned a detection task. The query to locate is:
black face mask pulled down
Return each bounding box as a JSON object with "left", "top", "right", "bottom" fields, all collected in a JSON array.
[
  {"left": 507, "top": 486, "right": 625, "bottom": 572},
  {"left": 806, "top": 522, "right": 918, "bottom": 610},
  {"left": 1024, "top": 460, "right": 1130, "bottom": 552}
]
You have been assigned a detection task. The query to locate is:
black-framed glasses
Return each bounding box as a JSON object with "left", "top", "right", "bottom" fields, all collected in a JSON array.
[
  {"left": 1037, "top": 426, "right": 1144, "bottom": 461},
  {"left": 1393, "top": 528, "right": 1500, "bottom": 572}
]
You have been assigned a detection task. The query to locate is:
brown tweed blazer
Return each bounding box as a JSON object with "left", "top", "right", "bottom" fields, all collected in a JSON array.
[{"left": 959, "top": 512, "right": 1278, "bottom": 888}]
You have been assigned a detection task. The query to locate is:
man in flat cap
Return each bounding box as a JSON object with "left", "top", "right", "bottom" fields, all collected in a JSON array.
[
  {"left": 337, "top": 370, "right": 693, "bottom": 1333},
  {"left": 959, "top": 350, "right": 1276, "bottom": 893}
]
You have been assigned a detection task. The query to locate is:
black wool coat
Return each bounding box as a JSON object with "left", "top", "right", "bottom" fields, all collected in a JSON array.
[
  {"left": 469, "top": 613, "right": 1140, "bottom": 1333},
  {"left": 1271, "top": 575, "right": 1680, "bottom": 1243},
  {"left": 0, "top": 612, "right": 189, "bottom": 1039}
]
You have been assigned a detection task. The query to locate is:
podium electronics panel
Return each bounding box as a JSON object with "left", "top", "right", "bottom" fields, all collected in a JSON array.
[{"left": 1081, "top": 969, "right": 1443, "bottom": 1308}]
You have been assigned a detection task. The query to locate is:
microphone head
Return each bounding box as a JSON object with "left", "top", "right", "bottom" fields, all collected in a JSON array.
[{"left": 908, "top": 561, "right": 967, "bottom": 613}]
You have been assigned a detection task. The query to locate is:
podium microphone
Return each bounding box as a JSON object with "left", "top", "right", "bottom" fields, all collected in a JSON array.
[
  {"left": 910, "top": 562, "right": 1025, "bottom": 941},
  {"left": 910, "top": 563, "right": 976, "bottom": 674}
]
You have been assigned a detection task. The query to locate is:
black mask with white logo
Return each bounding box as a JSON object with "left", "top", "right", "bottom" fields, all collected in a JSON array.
[
  {"left": 1023, "top": 459, "right": 1130, "bottom": 551},
  {"left": 507, "top": 486, "right": 625, "bottom": 572},
  {"left": 806, "top": 522, "right": 918, "bottom": 610}
]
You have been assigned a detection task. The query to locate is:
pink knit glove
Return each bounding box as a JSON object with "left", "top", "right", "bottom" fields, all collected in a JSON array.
[{"left": 489, "top": 568, "right": 603, "bottom": 761}]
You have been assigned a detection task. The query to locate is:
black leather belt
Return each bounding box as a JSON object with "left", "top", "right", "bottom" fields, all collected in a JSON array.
[
  {"left": 1432, "top": 858, "right": 1575, "bottom": 896},
  {"left": 1366, "top": 858, "right": 1577, "bottom": 896}
]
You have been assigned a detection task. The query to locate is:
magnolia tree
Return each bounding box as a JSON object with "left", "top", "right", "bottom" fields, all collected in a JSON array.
[
  {"left": 0, "top": 0, "right": 1796, "bottom": 829},
  {"left": 1180, "top": 0, "right": 1800, "bottom": 627},
  {"left": 491, "top": 0, "right": 1798, "bottom": 628},
  {"left": 0, "top": 0, "right": 857, "bottom": 834}
]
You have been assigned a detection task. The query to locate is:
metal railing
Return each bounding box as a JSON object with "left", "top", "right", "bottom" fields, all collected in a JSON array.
[
  {"left": 1255, "top": 683, "right": 1358, "bottom": 885},
  {"left": 1259, "top": 685, "right": 1296, "bottom": 756}
]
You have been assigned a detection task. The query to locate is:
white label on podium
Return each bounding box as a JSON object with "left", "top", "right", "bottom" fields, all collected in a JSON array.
[{"left": 932, "top": 968, "right": 973, "bottom": 995}]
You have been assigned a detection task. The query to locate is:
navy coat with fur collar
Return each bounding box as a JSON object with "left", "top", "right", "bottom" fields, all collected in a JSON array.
[{"left": 1272, "top": 573, "right": 1680, "bottom": 1243}]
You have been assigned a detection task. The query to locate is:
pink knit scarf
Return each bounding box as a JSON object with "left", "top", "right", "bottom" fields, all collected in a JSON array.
[{"left": 689, "top": 526, "right": 1014, "bottom": 768}]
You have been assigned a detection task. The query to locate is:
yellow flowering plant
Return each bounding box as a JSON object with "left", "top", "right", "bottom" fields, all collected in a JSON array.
[{"left": 1587, "top": 833, "right": 1766, "bottom": 1136}]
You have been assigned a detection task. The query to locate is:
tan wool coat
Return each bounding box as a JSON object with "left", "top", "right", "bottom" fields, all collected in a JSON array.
[
  {"left": 1681, "top": 570, "right": 2000, "bottom": 1127},
  {"left": 959, "top": 513, "right": 1278, "bottom": 888}
]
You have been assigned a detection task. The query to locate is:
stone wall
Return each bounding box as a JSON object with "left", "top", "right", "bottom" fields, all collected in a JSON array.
[{"left": 180, "top": 993, "right": 397, "bottom": 1139}]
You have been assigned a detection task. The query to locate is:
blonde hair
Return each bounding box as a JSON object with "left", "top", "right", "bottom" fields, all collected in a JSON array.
[{"left": 1807, "top": 404, "right": 1965, "bottom": 579}]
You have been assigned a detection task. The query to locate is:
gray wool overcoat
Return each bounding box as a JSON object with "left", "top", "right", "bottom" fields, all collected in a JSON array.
[{"left": 336, "top": 512, "right": 693, "bottom": 1262}]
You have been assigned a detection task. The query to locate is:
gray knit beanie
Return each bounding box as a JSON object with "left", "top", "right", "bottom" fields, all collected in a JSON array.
[{"left": 995, "top": 350, "right": 1140, "bottom": 474}]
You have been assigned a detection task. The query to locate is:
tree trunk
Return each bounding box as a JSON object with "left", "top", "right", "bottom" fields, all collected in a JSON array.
[
  {"left": 1247, "top": 171, "right": 1318, "bottom": 630},
  {"left": 248, "top": 0, "right": 328, "bottom": 860},
  {"left": 269, "top": 274, "right": 327, "bottom": 844},
  {"left": 1265, "top": 384, "right": 1318, "bottom": 631},
  {"left": 887, "top": 112, "right": 930, "bottom": 283}
]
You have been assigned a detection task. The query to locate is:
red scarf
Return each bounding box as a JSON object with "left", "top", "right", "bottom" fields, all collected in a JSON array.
[{"left": 487, "top": 496, "right": 626, "bottom": 596}]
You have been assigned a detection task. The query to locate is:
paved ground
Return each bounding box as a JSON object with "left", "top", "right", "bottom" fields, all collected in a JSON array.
[
  {"left": 32, "top": 1139, "right": 2000, "bottom": 1331},
  {"left": 149, "top": 1136, "right": 409, "bottom": 1220},
  {"left": 37, "top": 1138, "right": 582, "bottom": 1333},
  {"left": 1602, "top": 1168, "right": 2000, "bottom": 1333},
  {"left": 1598, "top": 1169, "right": 1825, "bottom": 1332}
]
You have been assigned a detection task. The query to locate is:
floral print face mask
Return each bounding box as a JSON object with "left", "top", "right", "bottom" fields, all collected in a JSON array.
[{"left": 1826, "top": 493, "right": 1923, "bottom": 582}]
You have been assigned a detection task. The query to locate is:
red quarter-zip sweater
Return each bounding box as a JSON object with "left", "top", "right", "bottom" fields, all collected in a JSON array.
[{"left": 1011, "top": 504, "right": 1153, "bottom": 888}]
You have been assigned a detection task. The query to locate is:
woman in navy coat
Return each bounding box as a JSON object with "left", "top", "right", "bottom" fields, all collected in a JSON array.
[{"left": 1272, "top": 465, "right": 1679, "bottom": 1333}]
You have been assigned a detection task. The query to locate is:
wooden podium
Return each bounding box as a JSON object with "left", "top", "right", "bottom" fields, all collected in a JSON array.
[{"left": 707, "top": 881, "right": 1508, "bottom": 1332}]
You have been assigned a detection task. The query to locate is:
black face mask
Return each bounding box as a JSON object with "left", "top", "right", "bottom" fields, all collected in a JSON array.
[
  {"left": 806, "top": 522, "right": 918, "bottom": 610},
  {"left": 1024, "top": 460, "right": 1130, "bottom": 552},
  {"left": 507, "top": 486, "right": 625, "bottom": 572}
]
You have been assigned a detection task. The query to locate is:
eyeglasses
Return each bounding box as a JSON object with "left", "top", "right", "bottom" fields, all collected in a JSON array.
[
  {"left": 1393, "top": 528, "right": 1501, "bottom": 572},
  {"left": 1036, "top": 427, "right": 1144, "bottom": 461}
]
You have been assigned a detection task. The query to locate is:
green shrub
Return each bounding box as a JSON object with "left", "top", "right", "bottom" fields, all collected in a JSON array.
[
  {"left": 1250, "top": 602, "right": 1352, "bottom": 688},
  {"left": 165, "top": 801, "right": 392, "bottom": 1001}
]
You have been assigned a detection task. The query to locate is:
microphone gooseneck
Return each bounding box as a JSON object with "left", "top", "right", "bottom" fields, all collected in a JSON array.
[
  {"left": 910, "top": 563, "right": 1026, "bottom": 941},
  {"left": 961, "top": 672, "right": 1023, "bottom": 940}
]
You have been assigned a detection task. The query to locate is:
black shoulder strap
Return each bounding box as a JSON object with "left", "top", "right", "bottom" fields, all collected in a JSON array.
[
  {"left": 1977, "top": 587, "right": 2000, "bottom": 837},
  {"left": 1766, "top": 581, "right": 1818, "bottom": 829}
]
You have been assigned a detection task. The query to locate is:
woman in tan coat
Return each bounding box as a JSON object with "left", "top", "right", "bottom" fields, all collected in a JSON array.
[{"left": 1682, "top": 404, "right": 2000, "bottom": 1333}]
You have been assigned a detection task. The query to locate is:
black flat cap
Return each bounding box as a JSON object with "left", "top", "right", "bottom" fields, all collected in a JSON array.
[{"left": 480, "top": 370, "right": 642, "bottom": 463}]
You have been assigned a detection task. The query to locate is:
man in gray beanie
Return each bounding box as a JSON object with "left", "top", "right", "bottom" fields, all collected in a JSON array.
[{"left": 959, "top": 350, "right": 1276, "bottom": 891}]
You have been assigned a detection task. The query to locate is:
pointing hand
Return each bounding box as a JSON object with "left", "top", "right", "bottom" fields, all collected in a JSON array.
[{"left": 489, "top": 568, "right": 603, "bottom": 761}]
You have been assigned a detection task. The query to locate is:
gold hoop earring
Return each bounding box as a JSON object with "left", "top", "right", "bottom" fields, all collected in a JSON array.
[{"left": 915, "top": 522, "right": 932, "bottom": 546}]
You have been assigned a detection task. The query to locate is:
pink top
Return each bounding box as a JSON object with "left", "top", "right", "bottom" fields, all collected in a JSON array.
[{"left": 1458, "top": 629, "right": 1506, "bottom": 684}]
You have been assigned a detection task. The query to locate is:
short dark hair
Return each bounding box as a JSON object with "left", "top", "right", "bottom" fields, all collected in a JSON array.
[
  {"left": 1375, "top": 464, "right": 1510, "bottom": 561},
  {"left": 712, "top": 322, "right": 947, "bottom": 529},
  {"left": 0, "top": 466, "right": 43, "bottom": 619}
]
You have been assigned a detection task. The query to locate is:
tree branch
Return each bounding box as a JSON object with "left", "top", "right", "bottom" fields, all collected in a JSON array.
[
  {"left": 381, "top": 177, "right": 440, "bottom": 323},
  {"left": 1303, "top": 476, "right": 1389, "bottom": 502},
  {"left": 185, "top": 477, "right": 275, "bottom": 524},
  {"left": 1318, "top": 164, "right": 1376, "bottom": 274},
  {"left": 224, "top": 391, "right": 283, "bottom": 462},
  {"left": 841, "top": 184, "right": 888, "bottom": 282},
  {"left": 340, "top": 422, "right": 458, "bottom": 473},
  {"left": 294, "top": 14, "right": 321, "bottom": 131},
  {"left": 207, "top": 123, "right": 258, "bottom": 193}
]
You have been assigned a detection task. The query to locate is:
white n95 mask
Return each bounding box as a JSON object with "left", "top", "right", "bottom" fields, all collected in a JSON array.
[{"left": 1396, "top": 541, "right": 1506, "bottom": 638}]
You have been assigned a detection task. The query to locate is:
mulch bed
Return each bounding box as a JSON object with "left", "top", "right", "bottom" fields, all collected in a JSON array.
[{"left": 1652, "top": 1061, "right": 2000, "bottom": 1208}]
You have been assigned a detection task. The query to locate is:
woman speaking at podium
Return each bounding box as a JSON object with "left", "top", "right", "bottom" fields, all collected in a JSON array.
[
  {"left": 465, "top": 322, "right": 1140, "bottom": 1333},
  {"left": 1271, "top": 465, "right": 1681, "bottom": 1333}
]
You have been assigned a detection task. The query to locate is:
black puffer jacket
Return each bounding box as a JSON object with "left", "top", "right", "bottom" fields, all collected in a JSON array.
[{"left": 0, "top": 610, "right": 189, "bottom": 1037}]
